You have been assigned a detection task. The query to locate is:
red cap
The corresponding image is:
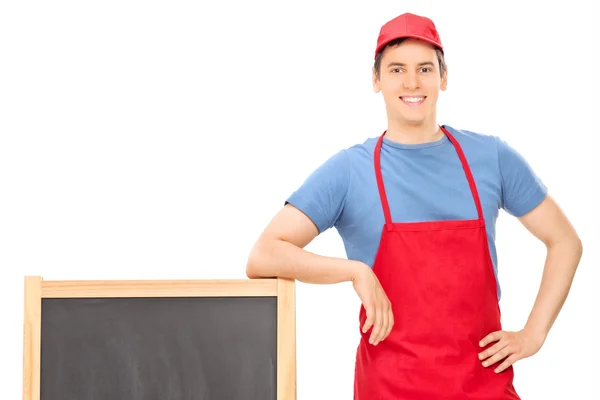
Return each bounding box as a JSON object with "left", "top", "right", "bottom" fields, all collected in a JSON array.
[{"left": 375, "top": 13, "right": 443, "bottom": 58}]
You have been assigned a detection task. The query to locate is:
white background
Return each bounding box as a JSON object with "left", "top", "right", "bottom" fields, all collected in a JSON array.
[{"left": 1, "top": 1, "right": 598, "bottom": 399}]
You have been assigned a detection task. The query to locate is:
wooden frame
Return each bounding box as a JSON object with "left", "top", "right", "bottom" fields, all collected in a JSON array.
[{"left": 23, "top": 276, "right": 296, "bottom": 400}]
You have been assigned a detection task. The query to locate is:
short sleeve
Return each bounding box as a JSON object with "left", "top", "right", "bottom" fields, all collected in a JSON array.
[
  {"left": 285, "top": 150, "right": 351, "bottom": 233},
  {"left": 496, "top": 137, "right": 548, "bottom": 217}
]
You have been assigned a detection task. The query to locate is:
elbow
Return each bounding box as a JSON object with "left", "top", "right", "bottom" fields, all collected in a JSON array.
[
  {"left": 569, "top": 229, "right": 584, "bottom": 260},
  {"left": 246, "top": 240, "right": 269, "bottom": 279},
  {"left": 550, "top": 232, "right": 583, "bottom": 263},
  {"left": 245, "top": 249, "right": 260, "bottom": 279},
  {"left": 575, "top": 235, "right": 583, "bottom": 260}
]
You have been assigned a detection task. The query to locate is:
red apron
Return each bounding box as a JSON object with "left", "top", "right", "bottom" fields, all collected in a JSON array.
[{"left": 353, "top": 126, "right": 521, "bottom": 399}]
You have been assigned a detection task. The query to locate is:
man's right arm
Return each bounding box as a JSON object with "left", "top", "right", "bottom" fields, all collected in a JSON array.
[
  {"left": 246, "top": 203, "right": 394, "bottom": 345},
  {"left": 245, "top": 203, "right": 365, "bottom": 284},
  {"left": 245, "top": 150, "right": 394, "bottom": 345}
]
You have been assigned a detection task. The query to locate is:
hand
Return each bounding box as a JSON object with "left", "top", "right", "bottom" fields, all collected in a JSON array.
[
  {"left": 478, "top": 328, "right": 546, "bottom": 373},
  {"left": 352, "top": 263, "right": 393, "bottom": 346}
]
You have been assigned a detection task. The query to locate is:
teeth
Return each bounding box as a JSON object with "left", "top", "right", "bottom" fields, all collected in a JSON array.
[{"left": 402, "top": 97, "right": 425, "bottom": 103}]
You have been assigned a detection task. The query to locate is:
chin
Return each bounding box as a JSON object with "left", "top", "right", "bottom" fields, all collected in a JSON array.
[{"left": 401, "top": 115, "right": 427, "bottom": 125}]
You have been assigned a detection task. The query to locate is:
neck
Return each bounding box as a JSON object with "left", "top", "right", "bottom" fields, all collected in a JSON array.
[{"left": 384, "top": 118, "right": 443, "bottom": 145}]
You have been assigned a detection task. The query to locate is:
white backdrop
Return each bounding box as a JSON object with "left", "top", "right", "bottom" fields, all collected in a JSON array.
[{"left": 1, "top": 0, "right": 598, "bottom": 399}]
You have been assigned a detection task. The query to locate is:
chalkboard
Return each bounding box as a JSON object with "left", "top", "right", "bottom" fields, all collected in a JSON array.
[{"left": 23, "top": 277, "right": 296, "bottom": 400}]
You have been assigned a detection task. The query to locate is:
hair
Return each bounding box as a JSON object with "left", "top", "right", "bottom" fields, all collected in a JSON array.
[{"left": 373, "top": 38, "right": 446, "bottom": 79}]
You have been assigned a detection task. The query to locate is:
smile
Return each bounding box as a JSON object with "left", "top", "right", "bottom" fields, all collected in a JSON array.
[{"left": 400, "top": 96, "right": 426, "bottom": 106}]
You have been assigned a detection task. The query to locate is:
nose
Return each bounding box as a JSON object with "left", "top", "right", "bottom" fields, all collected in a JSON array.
[{"left": 403, "top": 71, "right": 420, "bottom": 90}]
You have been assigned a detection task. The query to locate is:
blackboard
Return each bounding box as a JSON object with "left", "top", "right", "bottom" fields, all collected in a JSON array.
[{"left": 23, "top": 277, "right": 296, "bottom": 400}]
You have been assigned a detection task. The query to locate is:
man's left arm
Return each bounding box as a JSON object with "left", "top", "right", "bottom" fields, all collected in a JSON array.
[{"left": 478, "top": 194, "right": 583, "bottom": 373}]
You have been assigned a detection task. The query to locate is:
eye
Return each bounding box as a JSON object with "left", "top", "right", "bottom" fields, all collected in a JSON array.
[
  {"left": 420, "top": 67, "right": 432, "bottom": 73},
  {"left": 391, "top": 68, "right": 402, "bottom": 73}
]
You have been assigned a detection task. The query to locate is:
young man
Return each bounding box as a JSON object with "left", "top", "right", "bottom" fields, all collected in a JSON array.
[{"left": 246, "top": 12, "right": 582, "bottom": 399}]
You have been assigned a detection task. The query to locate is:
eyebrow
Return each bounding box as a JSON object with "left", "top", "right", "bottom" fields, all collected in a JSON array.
[{"left": 387, "top": 61, "right": 436, "bottom": 68}]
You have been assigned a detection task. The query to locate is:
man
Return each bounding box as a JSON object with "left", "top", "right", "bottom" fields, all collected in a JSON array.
[{"left": 246, "top": 12, "right": 582, "bottom": 399}]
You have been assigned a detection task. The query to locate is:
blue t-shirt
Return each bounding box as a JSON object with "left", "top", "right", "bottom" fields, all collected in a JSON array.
[{"left": 285, "top": 124, "right": 548, "bottom": 299}]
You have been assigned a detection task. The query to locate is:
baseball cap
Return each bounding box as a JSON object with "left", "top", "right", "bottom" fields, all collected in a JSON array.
[{"left": 375, "top": 13, "right": 443, "bottom": 58}]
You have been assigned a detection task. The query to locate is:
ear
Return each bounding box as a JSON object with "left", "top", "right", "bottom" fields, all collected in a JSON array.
[
  {"left": 372, "top": 67, "right": 381, "bottom": 93},
  {"left": 440, "top": 65, "right": 448, "bottom": 91}
]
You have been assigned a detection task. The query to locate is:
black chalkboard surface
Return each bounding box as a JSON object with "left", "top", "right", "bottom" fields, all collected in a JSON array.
[{"left": 23, "top": 277, "right": 296, "bottom": 400}]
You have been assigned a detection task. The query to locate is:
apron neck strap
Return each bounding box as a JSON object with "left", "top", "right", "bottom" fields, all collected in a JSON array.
[{"left": 374, "top": 125, "right": 485, "bottom": 225}]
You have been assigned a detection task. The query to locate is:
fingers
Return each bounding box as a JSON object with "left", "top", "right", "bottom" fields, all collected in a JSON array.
[
  {"left": 478, "top": 339, "right": 508, "bottom": 362},
  {"left": 379, "top": 303, "right": 390, "bottom": 343},
  {"left": 481, "top": 344, "right": 520, "bottom": 373},
  {"left": 386, "top": 307, "right": 394, "bottom": 339},
  {"left": 362, "top": 306, "right": 375, "bottom": 334},
  {"left": 495, "top": 353, "right": 520, "bottom": 373},
  {"left": 369, "top": 305, "right": 384, "bottom": 345},
  {"left": 380, "top": 301, "right": 393, "bottom": 343},
  {"left": 481, "top": 344, "right": 513, "bottom": 368},
  {"left": 367, "top": 293, "right": 393, "bottom": 346},
  {"left": 356, "top": 270, "right": 394, "bottom": 346},
  {"left": 479, "top": 330, "right": 532, "bottom": 373},
  {"left": 479, "top": 330, "right": 503, "bottom": 348}
]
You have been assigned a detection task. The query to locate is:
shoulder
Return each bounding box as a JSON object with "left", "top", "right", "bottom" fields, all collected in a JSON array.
[
  {"left": 442, "top": 124, "right": 531, "bottom": 161},
  {"left": 442, "top": 124, "right": 499, "bottom": 150},
  {"left": 345, "top": 136, "right": 380, "bottom": 157},
  {"left": 441, "top": 124, "right": 508, "bottom": 172},
  {"left": 442, "top": 124, "right": 538, "bottom": 174},
  {"left": 315, "top": 136, "right": 380, "bottom": 175},
  {"left": 442, "top": 125, "right": 547, "bottom": 216},
  {"left": 284, "top": 137, "right": 378, "bottom": 234}
]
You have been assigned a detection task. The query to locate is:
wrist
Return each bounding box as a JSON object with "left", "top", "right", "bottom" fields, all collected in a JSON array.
[
  {"left": 349, "top": 261, "right": 370, "bottom": 282},
  {"left": 523, "top": 323, "right": 548, "bottom": 342}
]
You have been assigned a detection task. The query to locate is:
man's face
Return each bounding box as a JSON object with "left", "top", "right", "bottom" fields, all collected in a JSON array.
[{"left": 373, "top": 39, "right": 447, "bottom": 126}]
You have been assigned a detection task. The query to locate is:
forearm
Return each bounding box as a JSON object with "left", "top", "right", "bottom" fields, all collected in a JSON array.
[
  {"left": 524, "top": 237, "right": 583, "bottom": 338},
  {"left": 246, "top": 238, "right": 364, "bottom": 284}
]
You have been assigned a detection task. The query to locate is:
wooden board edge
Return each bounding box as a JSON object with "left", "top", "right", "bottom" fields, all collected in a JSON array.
[
  {"left": 23, "top": 276, "right": 42, "bottom": 400},
  {"left": 40, "top": 278, "right": 278, "bottom": 298},
  {"left": 277, "top": 278, "right": 296, "bottom": 400}
]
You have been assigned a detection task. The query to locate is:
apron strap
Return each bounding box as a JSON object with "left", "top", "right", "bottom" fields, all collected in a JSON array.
[
  {"left": 441, "top": 126, "right": 485, "bottom": 223},
  {"left": 374, "top": 125, "right": 485, "bottom": 225},
  {"left": 374, "top": 133, "right": 393, "bottom": 226}
]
